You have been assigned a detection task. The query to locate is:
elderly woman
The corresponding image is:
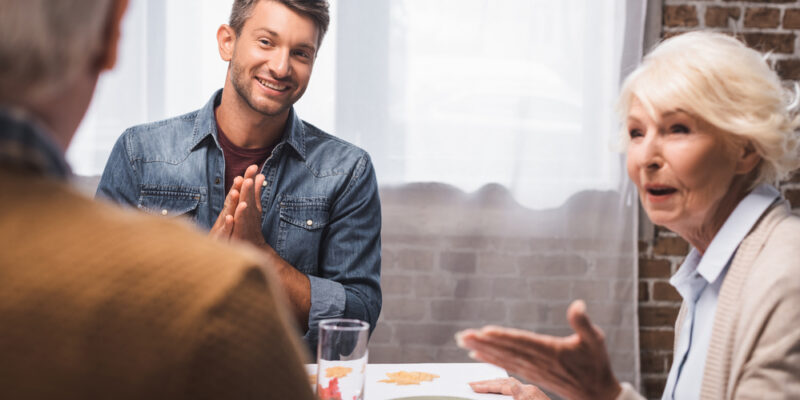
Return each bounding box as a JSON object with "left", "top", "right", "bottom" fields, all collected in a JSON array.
[{"left": 457, "top": 31, "right": 800, "bottom": 400}]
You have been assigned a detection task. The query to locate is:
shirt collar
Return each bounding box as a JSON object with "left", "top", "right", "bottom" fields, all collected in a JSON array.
[
  {"left": 671, "top": 183, "right": 780, "bottom": 290},
  {"left": 0, "top": 107, "right": 71, "bottom": 179},
  {"left": 190, "top": 89, "right": 307, "bottom": 160}
]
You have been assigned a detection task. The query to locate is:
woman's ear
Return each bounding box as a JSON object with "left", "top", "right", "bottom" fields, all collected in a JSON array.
[
  {"left": 97, "top": 0, "right": 129, "bottom": 71},
  {"left": 735, "top": 140, "right": 762, "bottom": 175},
  {"left": 217, "top": 24, "right": 236, "bottom": 62}
]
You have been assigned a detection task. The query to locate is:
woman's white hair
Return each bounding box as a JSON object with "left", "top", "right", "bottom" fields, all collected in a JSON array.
[
  {"left": 0, "top": 0, "right": 114, "bottom": 104},
  {"left": 618, "top": 31, "right": 800, "bottom": 185}
]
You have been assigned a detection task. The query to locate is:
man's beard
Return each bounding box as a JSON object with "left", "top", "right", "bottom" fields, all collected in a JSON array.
[{"left": 229, "top": 60, "right": 291, "bottom": 117}]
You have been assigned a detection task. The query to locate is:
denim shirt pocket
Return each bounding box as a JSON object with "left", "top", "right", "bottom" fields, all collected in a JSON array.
[
  {"left": 137, "top": 185, "right": 202, "bottom": 220},
  {"left": 277, "top": 195, "right": 330, "bottom": 274}
]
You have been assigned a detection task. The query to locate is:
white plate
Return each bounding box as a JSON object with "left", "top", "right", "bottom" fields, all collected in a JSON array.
[{"left": 390, "top": 397, "right": 476, "bottom": 400}]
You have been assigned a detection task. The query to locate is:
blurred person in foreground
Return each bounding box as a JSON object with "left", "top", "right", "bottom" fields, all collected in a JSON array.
[
  {"left": 457, "top": 31, "right": 800, "bottom": 400},
  {"left": 0, "top": 1, "right": 314, "bottom": 399}
]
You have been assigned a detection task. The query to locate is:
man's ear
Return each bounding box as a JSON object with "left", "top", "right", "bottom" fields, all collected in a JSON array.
[
  {"left": 97, "top": 0, "right": 129, "bottom": 71},
  {"left": 735, "top": 140, "right": 762, "bottom": 175},
  {"left": 217, "top": 24, "right": 237, "bottom": 62}
]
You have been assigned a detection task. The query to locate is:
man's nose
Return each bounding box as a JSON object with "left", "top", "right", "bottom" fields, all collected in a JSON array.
[{"left": 269, "top": 48, "right": 291, "bottom": 78}]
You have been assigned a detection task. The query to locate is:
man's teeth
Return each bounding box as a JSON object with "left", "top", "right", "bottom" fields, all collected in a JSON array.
[{"left": 257, "top": 78, "right": 287, "bottom": 91}]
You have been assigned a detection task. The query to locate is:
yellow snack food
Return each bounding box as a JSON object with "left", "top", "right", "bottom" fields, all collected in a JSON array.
[
  {"left": 325, "top": 366, "right": 353, "bottom": 379},
  {"left": 379, "top": 371, "right": 440, "bottom": 385}
]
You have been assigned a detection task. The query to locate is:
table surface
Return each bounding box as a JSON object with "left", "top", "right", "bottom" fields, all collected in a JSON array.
[{"left": 306, "top": 363, "right": 511, "bottom": 400}]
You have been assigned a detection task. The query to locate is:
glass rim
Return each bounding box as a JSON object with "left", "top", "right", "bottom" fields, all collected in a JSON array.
[{"left": 318, "top": 318, "right": 370, "bottom": 331}]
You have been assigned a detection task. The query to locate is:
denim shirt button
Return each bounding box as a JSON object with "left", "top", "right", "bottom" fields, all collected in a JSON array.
[
  {"left": 214, "top": 177, "right": 220, "bottom": 185},
  {"left": 306, "top": 219, "right": 313, "bottom": 226},
  {"left": 161, "top": 209, "right": 168, "bottom": 216},
  {"left": 262, "top": 180, "right": 268, "bottom": 187}
]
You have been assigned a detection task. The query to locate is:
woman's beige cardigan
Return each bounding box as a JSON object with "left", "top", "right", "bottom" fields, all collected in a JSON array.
[{"left": 620, "top": 201, "right": 800, "bottom": 399}]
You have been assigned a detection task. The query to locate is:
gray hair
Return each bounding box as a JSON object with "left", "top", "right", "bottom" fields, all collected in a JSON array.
[{"left": 0, "top": 0, "right": 114, "bottom": 104}]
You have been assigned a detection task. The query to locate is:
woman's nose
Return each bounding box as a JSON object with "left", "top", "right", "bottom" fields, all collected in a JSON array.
[{"left": 641, "top": 135, "right": 663, "bottom": 170}]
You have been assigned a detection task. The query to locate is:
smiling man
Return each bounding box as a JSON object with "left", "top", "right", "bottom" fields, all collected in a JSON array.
[{"left": 97, "top": 0, "right": 381, "bottom": 352}]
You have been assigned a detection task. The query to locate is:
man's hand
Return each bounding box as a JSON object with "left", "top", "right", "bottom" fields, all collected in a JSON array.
[
  {"left": 206, "top": 165, "right": 311, "bottom": 328},
  {"left": 469, "top": 377, "right": 551, "bottom": 400},
  {"left": 209, "top": 176, "right": 243, "bottom": 241},
  {"left": 231, "top": 165, "right": 268, "bottom": 248},
  {"left": 456, "top": 300, "right": 622, "bottom": 400}
]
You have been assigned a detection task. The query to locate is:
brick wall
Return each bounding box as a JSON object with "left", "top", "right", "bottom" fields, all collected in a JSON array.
[
  {"left": 638, "top": 1, "right": 800, "bottom": 397},
  {"left": 371, "top": 183, "right": 639, "bottom": 390}
]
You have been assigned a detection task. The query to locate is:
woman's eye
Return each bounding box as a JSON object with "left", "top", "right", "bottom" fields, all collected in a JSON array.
[
  {"left": 670, "top": 124, "right": 690, "bottom": 134},
  {"left": 628, "top": 128, "right": 643, "bottom": 138}
]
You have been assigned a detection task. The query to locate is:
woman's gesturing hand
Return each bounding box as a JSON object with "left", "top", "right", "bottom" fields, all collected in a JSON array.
[
  {"left": 456, "top": 300, "right": 622, "bottom": 400},
  {"left": 469, "top": 377, "right": 551, "bottom": 400}
]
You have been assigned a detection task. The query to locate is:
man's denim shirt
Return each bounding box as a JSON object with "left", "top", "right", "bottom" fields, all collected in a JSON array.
[{"left": 97, "top": 90, "right": 382, "bottom": 351}]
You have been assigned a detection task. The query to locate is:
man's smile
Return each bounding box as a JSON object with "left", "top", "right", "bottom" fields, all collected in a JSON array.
[{"left": 256, "top": 76, "right": 290, "bottom": 92}]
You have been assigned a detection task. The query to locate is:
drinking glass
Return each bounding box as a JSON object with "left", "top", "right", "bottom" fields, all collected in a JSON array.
[{"left": 316, "top": 318, "right": 370, "bottom": 400}]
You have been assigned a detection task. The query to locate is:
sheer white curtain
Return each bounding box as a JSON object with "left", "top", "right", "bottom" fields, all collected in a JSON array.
[
  {"left": 337, "top": 0, "right": 641, "bottom": 209},
  {"left": 67, "top": 0, "right": 646, "bottom": 392}
]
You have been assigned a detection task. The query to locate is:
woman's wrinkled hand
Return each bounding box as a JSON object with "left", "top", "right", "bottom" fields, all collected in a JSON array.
[
  {"left": 469, "top": 377, "right": 551, "bottom": 400},
  {"left": 456, "top": 300, "right": 621, "bottom": 400}
]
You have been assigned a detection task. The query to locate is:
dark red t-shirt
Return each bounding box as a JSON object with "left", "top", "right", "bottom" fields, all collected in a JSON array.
[{"left": 216, "top": 124, "right": 275, "bottom": 194}]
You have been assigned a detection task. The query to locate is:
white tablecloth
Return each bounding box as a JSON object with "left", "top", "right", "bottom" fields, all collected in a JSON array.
[{"left": 307, "top": 362, "right": 511, "bottom": 400}]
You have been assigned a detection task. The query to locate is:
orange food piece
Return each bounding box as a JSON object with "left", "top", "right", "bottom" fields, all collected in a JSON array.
[
  {"left": 378, "top": 371, "right": 440, "bottom": 385},
  {"left": 325, "top": 366, "right": 353, "bottom": 379}
]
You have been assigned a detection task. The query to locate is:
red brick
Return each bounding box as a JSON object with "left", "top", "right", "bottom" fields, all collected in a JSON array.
[
  {"left": 785, "top": 188, "right": 800, "bottom": 208},
  {"left": 705, "top": 6, "right": 741, "bottom": 28},
  {"left": 784, "top": 9, "right": 800, "bottom": 29},
  {"left": 653, "top": 281, "right": 682, "bottom": 302},
  {"left": 664, "top": 5, "right": 699, "bottom": 28},
  {"left": 639, "top": 281, "right": 649, "bottom": 302},
  {"left": 653, "top": 236, "right": 689, "bottom": 256},
  {"left": 641, "top": 352, "right": 668, "bottom": 374},
  {"left": 643, "top": 378, "right": 667, "bottom": 399},
  {"left": 776, "top": 59, "right": 800, "bottom": 80},
  {"left": 638, "top": 240, "right": 649, "bottom": 254},
  {"left": 640, "top": 329, "right": 674, "bottom": 350},
  {"left": 742, "top": 33, "right": 796, "bottom": 54},
  {"left": 744, "top": 7, "right": 781, "bottom": 28},
  {"left": 639, "top": 305, "right": 681, "bottom": 327},
  {"left": 639, "top": 258, "right": 671, "bottom": 278}
]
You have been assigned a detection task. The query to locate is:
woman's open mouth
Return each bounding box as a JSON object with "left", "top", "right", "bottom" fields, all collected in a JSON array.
[
  {"left": 645, "top": 185, "right": 677, "bottom": 203},
  {"left": 646, "top": 187, "right": 677, "bottom": 196}
]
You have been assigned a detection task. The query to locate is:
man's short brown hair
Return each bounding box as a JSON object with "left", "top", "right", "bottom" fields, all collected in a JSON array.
[{"left": 229, "top": 0, "right": 330, "bottom": 47}]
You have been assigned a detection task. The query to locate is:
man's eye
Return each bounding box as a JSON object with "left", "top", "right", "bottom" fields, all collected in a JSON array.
[
  {"left": 293, "top": 50, "right": 310, "bottom": 59},
  {"left": 629, "top": 128, "right": 643, "bottom": 138},
  {"left": 259, "top": 39, "right": 272, "bottom": 46},
  {"left": 670, "top": 124, "right": 689, "bottom": 134}
]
